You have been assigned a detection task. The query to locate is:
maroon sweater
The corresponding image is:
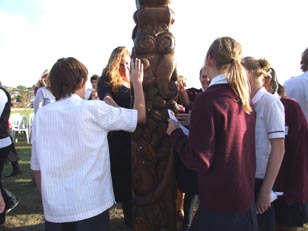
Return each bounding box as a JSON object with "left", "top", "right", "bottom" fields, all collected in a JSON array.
[
  {"left": 275, "top": 97, "right": 308, "bottom": 204},
  {"left": 170, "top": 84, "right": 256, "bottom": 213}
]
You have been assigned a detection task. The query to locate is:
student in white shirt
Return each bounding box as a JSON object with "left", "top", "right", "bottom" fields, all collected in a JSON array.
[
  {"left": 284, "top": 47, "right": 308, "bottom": 122},
  {"left": 242, "top": 57, "right": 285, "bottom": 231},
  {"left": 84, "top": 74, "right": 99, "bottom": 100},
  {"left": 33, "top": 69, "right": 56, "bottom": 114},
  {"left": 0, "top": 86, "right": 19, "bottom": 224},
  {"left": 0, "top": 87, "right": 11, "bottom": 225},
  {"left": 31, "top": 57, "right": 145, "bottom": 231},
  {"left": 33, "top": 87, "right": 55, "bottom": 113}
]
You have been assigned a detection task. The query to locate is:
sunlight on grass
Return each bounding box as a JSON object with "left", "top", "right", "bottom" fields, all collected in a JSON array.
[
  {"left": 5, "top": 214, "right": 44, "bottom": 228},
  {"left": 17, "top": 160, "right": 30, "bottom": 164},
  {"left": 15, "top": 179, "right": 32, "bottom": 183}
]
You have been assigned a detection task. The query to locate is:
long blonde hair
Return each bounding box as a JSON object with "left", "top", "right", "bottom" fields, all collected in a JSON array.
[
  {"left": 207, "top": 37, "right": 252, "bottom": 113},
  {"left": 35, "top": 69, "right": 49, "bottom": 87},
  {"left": 102, "top": 46, "right": 131, "bottom": 92}
]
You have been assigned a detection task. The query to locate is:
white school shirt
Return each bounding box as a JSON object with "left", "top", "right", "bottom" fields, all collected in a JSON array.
[
  {"left": 30, "top": 94, "right": 137, "bottom": 223},
  {"left": 0, "top": 89, "right": 11, "bottom": 148},
  {"left": 33, "top": 87, "right": 55, "bottom": 113},
  {"left": 284, "top": 71, "right": 308, "bottom": 122},
  {"left": 84, "top": 88, "right": 93, "bottom": 100},
  {"left": 252, "top": 87, "right": 285, "bottom": 179}
]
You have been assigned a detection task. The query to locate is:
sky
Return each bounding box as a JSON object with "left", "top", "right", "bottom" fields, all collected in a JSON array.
[{"left": 0, "top": 0, "right": 307, "bottom": 88}]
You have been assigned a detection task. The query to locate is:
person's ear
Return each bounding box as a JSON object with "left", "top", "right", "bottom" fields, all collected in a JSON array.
[
  {"left": 78, "top": 78, "right": 86, "bottom": 89},
  {"left": 262, "top": 77, "right": 271, "bottom": 89},
  {"left": 206, "top": 56, "right": 214, "bottom": 68}
]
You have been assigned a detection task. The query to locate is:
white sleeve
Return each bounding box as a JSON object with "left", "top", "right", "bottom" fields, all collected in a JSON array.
[
  {"left": 30, "top": 117, "right": 40, "bottom": 170},
  {"left": 265, "top": 98, "right": 285, "bottom": 139},
  {"left": 33, "top": 88, "right": 44, "bottom": 113},
  {"left": 98, "top": 102, "right": 138, "bottom": 133},
  {"left": 0, "top": 89, "right": 8, "bottom": 116}
]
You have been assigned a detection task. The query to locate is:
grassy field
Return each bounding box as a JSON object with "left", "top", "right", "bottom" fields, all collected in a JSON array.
[{"left": 2, "top": 141, "right": 43, "bottom": 231}]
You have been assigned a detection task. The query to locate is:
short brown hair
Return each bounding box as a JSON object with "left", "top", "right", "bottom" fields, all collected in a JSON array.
[
  {"left": 300, "top": 47, "right": 308, "bottom": 72},
  {"left": 49, "top": 57, "right": 88, "bottom": 100}
]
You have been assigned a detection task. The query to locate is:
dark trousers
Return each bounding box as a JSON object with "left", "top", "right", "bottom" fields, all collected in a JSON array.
[
  {"left": 45, "top": 210, "right": 110, "bottom": 231},
  {"left": 0, "top": 145, "right": 10, "bottom": 224},
  {"left": 190, "top": 205, "right": 258, "bottom": 231},
  {"left": 122, "top": 199, "right": 132, "bottom": 226},
  {"left": 255, "top": 178, "right": 275, "bottom": 231}
]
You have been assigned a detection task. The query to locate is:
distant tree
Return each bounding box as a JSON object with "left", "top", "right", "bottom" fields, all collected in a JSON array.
[
  {"left": 16, "top": 85, "right": 27, "bottom": 90},
  {"left": 15, "top": 95, "right": 22, "bottom": 103}
]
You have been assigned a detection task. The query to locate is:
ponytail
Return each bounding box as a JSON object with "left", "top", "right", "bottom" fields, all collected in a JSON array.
[{"left": 227, "top": 60, "right": 252, "bottom": 114}]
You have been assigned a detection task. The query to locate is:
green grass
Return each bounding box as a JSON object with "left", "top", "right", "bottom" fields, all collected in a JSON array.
[
  {"left": 2, "top": 142, "right": 43, "bottom": 231},
  {"left": 11, "top": 108, "right": 34, "bottom": 118}
]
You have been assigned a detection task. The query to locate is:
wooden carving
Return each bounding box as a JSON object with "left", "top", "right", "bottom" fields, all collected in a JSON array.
[{"left": 131, "top": 0, "right": 178, "bottom": 230}]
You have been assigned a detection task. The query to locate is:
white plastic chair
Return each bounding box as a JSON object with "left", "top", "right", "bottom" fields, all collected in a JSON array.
[
  {"left": 10, "top": 114, "right": 30, "bottom": 144},
  {"left": 28, "top": 112, "right": 34, "bottom": 141}
]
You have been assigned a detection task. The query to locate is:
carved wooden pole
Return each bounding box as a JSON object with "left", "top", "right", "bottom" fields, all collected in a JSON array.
[{"left": 131, "top": 0, "right": 178, "bottom": 230}]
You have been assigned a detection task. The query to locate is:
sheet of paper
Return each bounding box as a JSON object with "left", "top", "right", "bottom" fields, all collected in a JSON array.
[
  {"left": 270, "top": 191, "right": 284, "bottom": 203},
  {"left": 168, "top": 109, "right": 189, "bottom": 136}
]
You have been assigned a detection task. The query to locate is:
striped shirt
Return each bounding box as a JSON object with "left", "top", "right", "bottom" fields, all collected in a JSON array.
[
  {"left": 284, "top": 71, "right": 308, "bottom": 123},
  {"left": 31, "top": 94, "right": 137, "bottom": 222},
  {"left": 252, "top": 87, "right": 285, "bottom": 179}
]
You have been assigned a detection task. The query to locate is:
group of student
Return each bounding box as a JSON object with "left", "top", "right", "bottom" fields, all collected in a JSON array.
[
  {"left": 0, "top": 36, "right": 307, "bottom": 231},
  {"left": 168, "top": 38, "right": 308, "bottom": 231}
]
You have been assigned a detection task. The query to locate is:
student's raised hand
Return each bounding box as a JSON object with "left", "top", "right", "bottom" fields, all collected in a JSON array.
[{"left": 130, "top": 58, "right": 144, "bottom": 85}]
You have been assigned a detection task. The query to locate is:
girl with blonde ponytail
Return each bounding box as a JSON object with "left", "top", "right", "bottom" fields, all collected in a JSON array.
[{"left": 167, "top": 37, "right": 257, "bottom": 231}]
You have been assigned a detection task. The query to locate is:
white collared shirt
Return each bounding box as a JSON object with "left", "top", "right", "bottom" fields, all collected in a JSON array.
[
  {"left": 84, "top": 88, "right": 93, "bottom": 100},
  {"left": 33, "top": 87, "right": 55, "bottom": 113},
  {"left": 31, "top": 94, "right": 137, "bottom": 222},
  {"left": 284, "top": 71, "right": 308, "bottom": 122},
  {"left": 209, "top": 74, "right": 228, "bottom": 87},
  {"left": 252, "top": 87, "right": 285, "bottom": 178}
]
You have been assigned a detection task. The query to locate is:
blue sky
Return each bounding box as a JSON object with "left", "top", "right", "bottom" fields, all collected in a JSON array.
[{"left": 0, "top": 0, "right": 307, "bottom": 88}]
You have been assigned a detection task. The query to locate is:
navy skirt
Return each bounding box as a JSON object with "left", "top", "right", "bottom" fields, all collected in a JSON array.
[
  {"left": 190, "top": 205, "right": 257, "bottom": 231},
  {"left": 274, "top": 199, "right": 308, "bottom": 227},
  {"left": 175, "top": 154, "right": 198, "bottom": 194}
]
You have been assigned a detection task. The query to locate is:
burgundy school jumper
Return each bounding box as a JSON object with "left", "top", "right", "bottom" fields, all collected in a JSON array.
[
  {"left": 170, "top": 84, "right": 256, "bottom": 213},
  {"left": 275, "top": 97, "right": 308, "bottom": 204}
]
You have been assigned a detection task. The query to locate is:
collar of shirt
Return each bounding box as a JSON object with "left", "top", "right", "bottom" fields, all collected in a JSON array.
[
  {"left": 209, "top": 74, "right": 228, "bottom": 87},
  {"left": 60, "top": 93, "right": 83, "bottom": 102},
  {"left": 252, "top": 87, "right": 267, "bottom": 105},
  {"left": 273, "top": 92, "right": 281, "bottom": 99}
]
